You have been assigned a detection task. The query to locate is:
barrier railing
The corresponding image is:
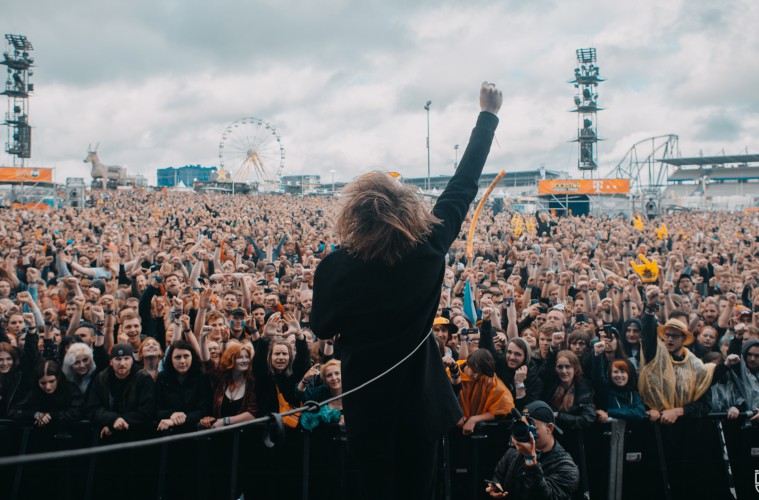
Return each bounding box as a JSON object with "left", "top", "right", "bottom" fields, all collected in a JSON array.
[{"left": 1, "top": 412, "right": 757, "bottom": 500}]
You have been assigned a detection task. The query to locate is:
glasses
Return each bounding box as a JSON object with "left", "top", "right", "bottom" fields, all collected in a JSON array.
[{"left": 663, "top": 333, "right": 684, "bottom": 340}]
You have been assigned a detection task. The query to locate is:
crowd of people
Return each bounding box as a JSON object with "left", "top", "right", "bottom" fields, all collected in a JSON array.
[{"left": 1, "top": 188, "right": 759, "bottom": 497}]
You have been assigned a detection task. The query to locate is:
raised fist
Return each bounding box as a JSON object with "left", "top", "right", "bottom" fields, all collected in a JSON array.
[
  {"left": 551, "top": 331, "right": 565, "bottom": 348},
  {"left": 480, "top": 81, "right": 503, "bottom": 115}
]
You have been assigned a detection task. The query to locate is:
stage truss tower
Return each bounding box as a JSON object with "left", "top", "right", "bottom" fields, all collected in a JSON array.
[
  {"left": 571, "top": 48, "right": 604, "bottom": 177},
  {"left": 1, "top": 34, "right": 34, "bottom": 167}
]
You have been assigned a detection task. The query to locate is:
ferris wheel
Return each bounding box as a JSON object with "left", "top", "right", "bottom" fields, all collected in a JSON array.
[{"left": 218, "top": 117, "right": 285, "bottom": 185}]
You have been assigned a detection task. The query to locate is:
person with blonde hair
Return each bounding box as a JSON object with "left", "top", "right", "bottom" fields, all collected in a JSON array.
[
  {"left": 62, "top": 342, "right": 98, "bottom": 397},
  {"left": 312, "top": 82, "right": 502, "bottom": 500},
  {"left": 295, "top": 359, "right": 344, "bottom": 431}
]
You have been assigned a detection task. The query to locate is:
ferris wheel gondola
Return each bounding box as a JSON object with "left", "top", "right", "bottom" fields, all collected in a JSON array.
[{"left": 218, "top": 117, "right": 285, "bottom": 189}]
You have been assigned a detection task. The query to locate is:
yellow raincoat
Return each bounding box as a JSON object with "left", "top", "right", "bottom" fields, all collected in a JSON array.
[{"left": 638, "top": 340, "right": 715, "bottom": 410}]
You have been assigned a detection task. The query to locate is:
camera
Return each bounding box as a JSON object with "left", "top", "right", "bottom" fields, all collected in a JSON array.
[{"left": 510, "top": 408, "right": 537, "bottom": 443}]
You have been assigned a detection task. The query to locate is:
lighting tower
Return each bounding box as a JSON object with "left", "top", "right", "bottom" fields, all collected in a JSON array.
[
  {"left": 570, "top": 48, "right": 604, "bottom": 177},
  {"left": 1, "top": 34, "right": 34, "bottom": 167}
]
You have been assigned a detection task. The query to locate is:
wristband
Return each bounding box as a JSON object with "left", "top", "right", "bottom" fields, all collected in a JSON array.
[{"left": 516, "top": 383, "right": 526, "bottom": 390}]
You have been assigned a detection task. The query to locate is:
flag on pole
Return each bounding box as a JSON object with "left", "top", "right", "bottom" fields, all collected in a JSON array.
[{"left": 463, "top": 280, "right": 478, "bottom": 325}]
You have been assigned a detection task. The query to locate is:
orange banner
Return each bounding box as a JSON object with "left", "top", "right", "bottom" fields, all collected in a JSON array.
[
  {"left": 0, "top": 167, "right": 53, "bottom": 183},
  {"left": 11, "top": 202, "right": 52, "bottom": 211},
  {"left": 538, "top": 179, "right": 630, "bottom": 195}
]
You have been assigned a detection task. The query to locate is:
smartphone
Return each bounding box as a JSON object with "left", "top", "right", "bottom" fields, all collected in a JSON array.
[{"left": 483, "top": 480, "right": 504, "bottom": 493}]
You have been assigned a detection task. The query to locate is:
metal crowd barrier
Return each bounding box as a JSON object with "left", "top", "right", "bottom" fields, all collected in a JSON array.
[{"left": 0, "top": 413, "right": 757, "bottom": 500}]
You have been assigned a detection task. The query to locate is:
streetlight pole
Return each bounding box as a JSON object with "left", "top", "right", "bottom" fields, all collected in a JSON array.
[
  {"left": 330, "top": 169, "right": 336, "bottom": 195},
  {"left": 454, "top": 144, "right": 459, "bottom": 170},
  {"left": 425, "top": 100, "right": 431, "bottom": 191}
]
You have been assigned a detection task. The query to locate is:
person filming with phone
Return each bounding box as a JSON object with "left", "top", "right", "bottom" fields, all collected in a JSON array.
[{"left": 486, "top": 401, "right": 579, "bottom": 499}]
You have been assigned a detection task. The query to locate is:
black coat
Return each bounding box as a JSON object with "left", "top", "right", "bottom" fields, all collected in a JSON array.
[
  {"left": 10, "top": 380, "right": 83, "bottom": 423},
  {"left": 540, "top": 348, "right": 597, "bottom": 430},
  {"left": 252, "top": 337, "right": 310, "bottom": 417},
  {"left": 311, "top": 112, "right": 498, "bottom": 442},
  {"left": 492, "top": 440, "right": 579, "bottom": 500},
  {"left": 479, "top": 319, "right": 543, "bottom": 408},
  {"left": 87, "top": 368, "right": 156, "bottom": 427},
  {"left": 0, "top": 333, "right": 41, "bottom": 418},
  {"left": 155, "top": 370, "right": 213, "bottom": 429}
]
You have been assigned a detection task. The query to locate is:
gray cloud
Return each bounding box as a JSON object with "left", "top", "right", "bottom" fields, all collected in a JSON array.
[{"left": 3, "top": 0, "right": 759, "bottom": 185}]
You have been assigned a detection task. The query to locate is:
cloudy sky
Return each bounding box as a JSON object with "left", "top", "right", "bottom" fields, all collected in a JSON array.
[{"left": 2, "top": 0, "right": 758, "bottom": 186}]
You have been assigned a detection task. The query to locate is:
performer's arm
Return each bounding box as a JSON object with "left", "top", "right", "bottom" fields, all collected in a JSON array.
[{"left": 430, "top": 83, "right": 501, "bottom": 249}]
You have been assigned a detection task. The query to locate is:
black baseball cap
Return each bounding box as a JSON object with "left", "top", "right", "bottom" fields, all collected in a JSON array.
[
  {"left": 110, "top": 343, "right": 134, "bottom": 360},
  {"left": 523, "top": 401, "right": 563, "bottom": 434}
]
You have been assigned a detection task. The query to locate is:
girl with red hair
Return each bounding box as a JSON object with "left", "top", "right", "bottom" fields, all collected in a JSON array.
[
  {"left": 591, "top": 357, "right": 646, "bottom": 422},
  {"left": 199, "top": 339, "right": 256, "bottom": 429}
]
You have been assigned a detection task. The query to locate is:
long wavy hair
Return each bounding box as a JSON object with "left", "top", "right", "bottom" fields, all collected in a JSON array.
[
  {"left": 335, "top": 172, "right": 441, "bottom": 266},
  {"left": 213, "top": 342, "right": 254, "bottom": 417},
  {"left": 555, "top": 349, "right": 583, "bottom": 383}
]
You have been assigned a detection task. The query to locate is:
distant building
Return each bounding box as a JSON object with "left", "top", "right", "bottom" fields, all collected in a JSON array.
[
  {"left": 281, "top": 174, "right": 321, "bottom": 195},
  {"left": 404, "top": 169, "right": 563, "bottom": 196},
  {"left": 157, "top": 165, "right": 217, "bottom": 187},
  {"left": 663, "top": 154, "right": 759, "bottom": 211},
  {"left": 126, "top": 174, "right": 148, "bottom": 188}
]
